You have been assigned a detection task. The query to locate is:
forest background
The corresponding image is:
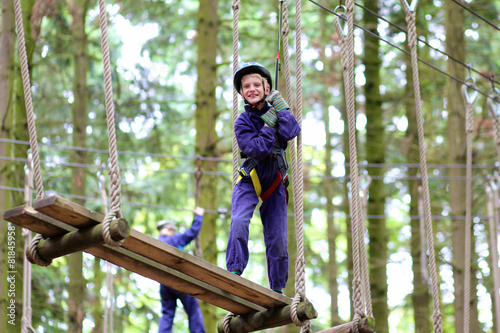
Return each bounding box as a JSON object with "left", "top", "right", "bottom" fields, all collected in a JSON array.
[{"left": 1, "top": 0, "right": 500, "bottom": 332}]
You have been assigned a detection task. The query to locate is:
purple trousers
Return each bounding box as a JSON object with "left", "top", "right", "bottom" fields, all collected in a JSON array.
[
  {"left": 226, "top": 176, "right": 289, "bottom": 290},
  {"left": 159, "top": 285, "right": 206, "bottom": 333}
]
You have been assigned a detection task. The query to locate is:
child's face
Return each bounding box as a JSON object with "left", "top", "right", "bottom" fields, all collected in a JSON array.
[{"left": 241, "top": 74, "right": 270, "bottom": 105}]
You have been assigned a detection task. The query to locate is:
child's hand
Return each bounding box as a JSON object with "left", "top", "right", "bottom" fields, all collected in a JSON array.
[
  {"left": 193, "top": 207, "right": 205, "bottom": 216},
  {"left": 260, "top": 107, "right": 278, "bottom": 127},
  {"left": 267, "top": 90, "right": 290, "bottom": 112}
]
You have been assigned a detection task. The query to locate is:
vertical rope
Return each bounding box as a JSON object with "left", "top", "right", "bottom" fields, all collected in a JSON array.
[
  {"left": 462, "top": 79, "right": 477, "bottom": 333},
  {"left": 193, "top": 156, "right": 203, "bottom": 258},
  {"left": 487, "top": 90, "right": 500, "bottom": 166},
  {"left": 418, "top": 184, "right": 429, "bottom": 283},
  {"left": 486, "top": 182, "right": 500, "bottom": 333},
  {"left": 400, "top": 1, "right": 442, "bottom": 331},
  {"left": 334, "top": 2, "right": 366, "bottom": 327},
  {"left": 97, "top": 0, "right": 123, "bottom": 247},
  {"left": 231, "top": 0, "right": 240, "bottom": 186},
  {"left": 21, "top": 153, "right": 35, "bottom": 333},
  {"left": 280, "top": 1, "right": 309, "bottom": 330},
  {"left": 99, "top": 172, "right": 114, "bottom": 333},
  {"left": 225, "top": 1, "right": 241, "bottom": 329},
  {"left": 360, "top": 175, "right": 372, "bottom": 318},
  {"left": 12, "top": 0, "right": 44, "bottom": 200}
]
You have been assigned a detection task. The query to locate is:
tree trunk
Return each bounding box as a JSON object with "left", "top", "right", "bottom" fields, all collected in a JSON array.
[
  {"left": 0, "top": 1, "right": 16, "bottom": 331},
  {"left": 67, "top": 0, "right": 90, "bottom": 331},
  {"left": 362, "top": 2, "right": 388, "bottom": 331},
  {"left": 195, "top": 0, "right": 220, "bottom": 330},
  {"left": 444, "top": 3, "right": 480, "bottom": 332}
]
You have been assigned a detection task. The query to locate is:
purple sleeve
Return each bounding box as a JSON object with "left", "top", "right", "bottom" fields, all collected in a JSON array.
[
  {"left": 235, "top": 114, "right": 276, "bottom": 160},
  {"left": 276, "top": 109, "right": 301, "bottom": 141},
  {"left": 159, "top": 214, "right": 203, "bottom": 248}
]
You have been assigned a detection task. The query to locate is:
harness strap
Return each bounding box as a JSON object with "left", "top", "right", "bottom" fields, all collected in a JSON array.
[{"left": 236, "top": 145, "right": 289, "bottom": 202}]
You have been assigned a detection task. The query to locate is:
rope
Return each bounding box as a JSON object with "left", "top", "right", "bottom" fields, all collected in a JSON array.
[
  {"left": 12, "top": 0, "right": 45, "bottom": 201},
  {"left": 193, "top": 156, "right": 203, "bottom": 258},
  {"left": 462, "top": 78, "right": 477, "bottom": 333},
  {"left": 487, "top": 89, "right": 500, "bottom": 166},
  {"left": 97, "top": 0, "right": 124, "bottom": 247},
  {"left": 98, "top": 172, "right": 115, "bottom": 333},
  {"left": 491, "top": 180, "right": 500, "bottom": 333},
  {"left": 418, "top": 185, "right": 429, "bottom": 283},
  {"left": 21, "top": 154, "right": 36, "bottom": 333},
  {"left": 334, "top": 2, "right": 366, "bottom": 328},
  {"left": 485, "top": 181, "right": 500, "bottom": 333},
  {"left": 278, "top": 0, "right": 309, "bottom": 330},
  {"left": 231, "top": 0, "right": 240, "bottom": 187},
  {"left": 360, "top": 175, "right": 372, "bottom": 318},
  {"left": 400, "top": 1, "right": 443, "bottom": 331},
  {"left": 222, "top": 312, "right": 236, "bottom": 333}
]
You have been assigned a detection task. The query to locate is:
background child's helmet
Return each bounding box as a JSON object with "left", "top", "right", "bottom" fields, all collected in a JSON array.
[{"left": 233, "top": 62, "right": 273, "bottom": 93}]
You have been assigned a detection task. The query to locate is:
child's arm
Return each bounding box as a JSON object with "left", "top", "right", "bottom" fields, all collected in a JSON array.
[{"left": 235, "top": 115, "right": 276, "bottom": 160}]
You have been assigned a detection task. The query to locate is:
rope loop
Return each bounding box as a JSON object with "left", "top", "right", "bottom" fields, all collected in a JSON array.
[
  {"left": 462, "top": 80, "right": 478, "bottom": 106},
  {"left": 401, "top": 0, "right": 417, "bottom": 12},
  {"left": 222, "top": 312, "right": 235, "bottom": 333},
  {"left": 290, "top": 294, "right": 308, "bottom": 327},
  {"left": 102, "top": 207, "right": 124, "bottom": 247},
  {"left": 27, "top": 234, "right": 52, "bottom": 267}
]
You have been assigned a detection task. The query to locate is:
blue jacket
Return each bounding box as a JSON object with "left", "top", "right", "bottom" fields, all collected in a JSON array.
[
  {"left": 159, "top": 214, "right": 203, "bottom": 250},
  {"left": 235, "top": 102, "right": 301, "bottom": 188}
]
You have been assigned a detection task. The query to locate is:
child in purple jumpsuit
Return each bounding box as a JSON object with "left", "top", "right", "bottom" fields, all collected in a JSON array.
[
  {"left": 157, "top": 207, "right": 206, "bottom": 333},
  {"left": 226, "top": 62, "right": 301, "bottom": 294}
]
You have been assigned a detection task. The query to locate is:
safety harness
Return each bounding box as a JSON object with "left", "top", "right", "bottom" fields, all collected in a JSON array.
[{"left": 236, "top": 143, "right": 290, "bottom": 202}]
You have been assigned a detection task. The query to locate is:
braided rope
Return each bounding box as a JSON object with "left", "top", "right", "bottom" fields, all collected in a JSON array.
[
  {"left": 26, "top": 233, "right": 51, "bottom": 267},
  {"left": 12, "top": 0, "right": 44, "bottom": 201},
  {"left": 280, "top": 0, "right": 309, "bottom": 330},
  {"left": 22, "top": 156, "right": 35, "bottom": 333},
  {"left": 486, "top": 181, "right": 500, "bottom": 331},
  {"left": 97, "top": 0, "right": 123, "bottom": 247},
  {"left": 487, "top": 92, "right": 500, "bottom": 166},
  {"left": 400, "top": 2, "right": 443, "bottom": 331},
  {"left": 418, "top": 185, "right": 429, "bottom": 283},
  {"left": 222, "top": 312, "right": 236, "bottom": 333},
  {"left": 360, "top": 176, "right": 372, "bottom": 317},
  {"left": 462, "top": 82, "right": 476, "bottom": 333},
  {"left": 231, "top": 0, "right": 240, "bottom": 187},
  {"left": 334, "top": 1, "right": 365, "bottom": 324}
]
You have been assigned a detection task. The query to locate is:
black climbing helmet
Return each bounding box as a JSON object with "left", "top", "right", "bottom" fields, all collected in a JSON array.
[{"left": 233, "top": 62, "right": 273, "bottom": 94}]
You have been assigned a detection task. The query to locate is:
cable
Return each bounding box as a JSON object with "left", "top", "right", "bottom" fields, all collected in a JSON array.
[
  {"left": 308, "top": 0, "right": 496, "bottom": 100},
  {"left": 448, "top": 0, "right": 500, "bottom": 32},
  {"left": 354, "top": 1, "right": 500, "bottom": 86}
]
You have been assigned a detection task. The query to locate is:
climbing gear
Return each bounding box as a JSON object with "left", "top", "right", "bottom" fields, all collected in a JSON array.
[
  {"left": 234, "top": 62, "right": 273, "bottom": 106},
  {"left": 275, "top": 0, "right": 286, "bottom": 88},
  {"left": 260, "top": 107, "right": 278, "bottom": 127},
  {"left": 236, "top": 145, "right": 289, "bottom": 201},
  {"left": 268, "top": 90, "right": 290, "bottom": 112}
]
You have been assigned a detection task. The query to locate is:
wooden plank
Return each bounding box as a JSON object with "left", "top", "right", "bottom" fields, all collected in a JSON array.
[
  {"left": 3, "top": 205, "right": 264, "bottom": 314},
  {"left": 33, "top": 195, "right": 291, "bottom": 309}
]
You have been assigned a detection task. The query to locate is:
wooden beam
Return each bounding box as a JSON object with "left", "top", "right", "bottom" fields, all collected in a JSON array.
[
  {"left": 33, "top": 218, "right": 130, "bottom": 263},
  {"left": 217, "top": 301, "right": 318, "bottom": 333},
  {"left": 32, "top": 195, "right": 292, "bottom": 310},
  {"left": 3, "top": 205, "right": 265, "bottom": 314},
  {"left": 314, "top": 318, "right": 376, "bottom": 333}
]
